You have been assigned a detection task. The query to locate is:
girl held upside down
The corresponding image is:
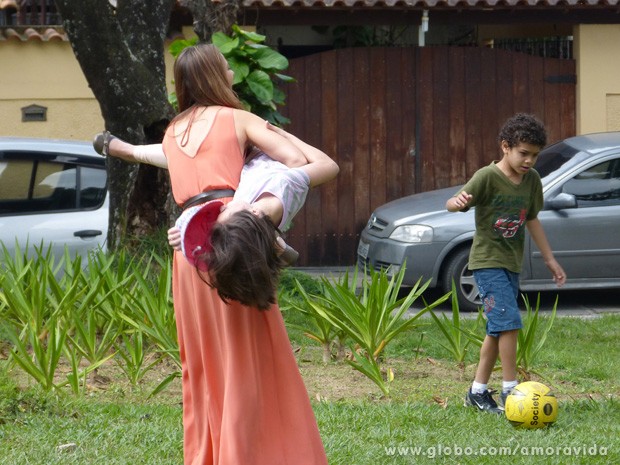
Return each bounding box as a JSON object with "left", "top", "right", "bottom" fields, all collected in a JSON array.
[{"left": 94, "top": 121, "right": 338, "bottom": 309}]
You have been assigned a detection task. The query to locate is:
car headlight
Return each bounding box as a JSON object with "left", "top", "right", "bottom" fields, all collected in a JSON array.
[{"left": 389, "top": 225, "right": 433, "bottom": 243}]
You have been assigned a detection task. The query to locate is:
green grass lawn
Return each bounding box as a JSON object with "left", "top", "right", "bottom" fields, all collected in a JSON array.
[{"left": 1, "top": 313, "right": 618, "bottom": 465}]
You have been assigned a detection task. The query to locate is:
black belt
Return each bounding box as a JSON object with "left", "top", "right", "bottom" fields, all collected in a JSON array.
[{"left": 181, "top": 189, "right": 235, "bottom": 210}]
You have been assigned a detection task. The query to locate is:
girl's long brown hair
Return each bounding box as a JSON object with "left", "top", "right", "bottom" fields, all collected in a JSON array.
[{"left": 200, "top": 210, "right": 285, "bottom": 310}]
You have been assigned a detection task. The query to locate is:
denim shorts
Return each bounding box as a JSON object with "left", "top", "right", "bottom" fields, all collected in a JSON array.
[{"left": 473, "top": 268, "right": 522, "bottom": 337}]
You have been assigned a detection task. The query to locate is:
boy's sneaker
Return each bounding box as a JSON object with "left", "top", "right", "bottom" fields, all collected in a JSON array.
[
  {"left": 498, "top": 389, "right": 513, "bottom": 411},
  {"left": 465, "top": 389, "right": 502, "bottom": 414}
]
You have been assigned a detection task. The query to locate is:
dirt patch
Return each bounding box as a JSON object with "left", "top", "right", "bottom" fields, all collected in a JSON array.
[
  {"left": 294, "top": 345, "right": 477, "bottom": 405},
  {"left": 4, "top": 343, "right": 613, "bottom": 406}
]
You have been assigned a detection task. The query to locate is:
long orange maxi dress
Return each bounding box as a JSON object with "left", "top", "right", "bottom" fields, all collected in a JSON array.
[{"left": 162, "top": 107, "right": 328, "bottom": 465}]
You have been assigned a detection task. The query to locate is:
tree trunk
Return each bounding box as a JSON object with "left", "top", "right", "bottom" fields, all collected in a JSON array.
[
  {"left": 55, "top": 0, "right": 176, "bottom": 249},
  {"left": 180, "top": 0, "right": 240, "bottom": 41}
]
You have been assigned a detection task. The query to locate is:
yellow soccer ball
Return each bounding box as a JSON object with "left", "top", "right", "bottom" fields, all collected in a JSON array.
[{"left": 504, "top": 381, "right": 558, "bottom": 429}]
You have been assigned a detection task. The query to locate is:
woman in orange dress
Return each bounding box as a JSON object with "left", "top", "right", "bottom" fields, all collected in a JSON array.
[{"left": 163, "top": 44, "right": 328, "bottom": 464}]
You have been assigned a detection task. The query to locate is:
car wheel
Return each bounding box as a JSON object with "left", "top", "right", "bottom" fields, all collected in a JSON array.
[{"left": 441, "top": 247, "right": 481, "bottom": 312}]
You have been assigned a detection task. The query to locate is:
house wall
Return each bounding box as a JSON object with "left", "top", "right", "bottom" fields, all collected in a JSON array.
[
  {"left": 574, "top": 24, "right": 620, "bottom": 134},
  {"left": 0, "top": 40, "right": 103, "bottom": 139},
  {"left": 0, "top": 37, "right": 177, "bottom": 141}
]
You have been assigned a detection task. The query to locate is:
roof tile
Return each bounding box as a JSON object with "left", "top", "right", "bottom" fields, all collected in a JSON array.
[
  {"left": 0, "top": 27, "right": 68, "bottom": 42},
  {"left": 228, "top": 0, "right": 620, "bottom": 6}
]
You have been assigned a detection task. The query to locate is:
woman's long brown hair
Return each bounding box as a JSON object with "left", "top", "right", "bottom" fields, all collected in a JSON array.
[{"left": 172, "top": 43, "right": 243, "bottom": 123}]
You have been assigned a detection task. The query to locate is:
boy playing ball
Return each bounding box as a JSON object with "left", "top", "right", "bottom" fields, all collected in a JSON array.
[{"left": 446, "top": 113, "right": 566, "bottom": 413}]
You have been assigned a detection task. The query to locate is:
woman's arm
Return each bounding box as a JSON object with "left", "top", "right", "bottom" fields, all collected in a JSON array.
[
  {"left": 265, "top": 122, "right": 339, "bottom": 188},
  {"left": 234, "top": 110, "right": 306, "bottom": 168}
]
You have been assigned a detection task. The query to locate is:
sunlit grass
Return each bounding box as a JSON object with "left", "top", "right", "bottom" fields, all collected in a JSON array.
[
  {"left": 1, "top": 312, "right": 618, "bottom": 464},
  {"left": 0, "top": 247, "right": 617, "bottom": 464}
]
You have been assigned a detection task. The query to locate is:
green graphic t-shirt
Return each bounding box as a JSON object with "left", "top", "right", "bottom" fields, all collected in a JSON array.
[{"left": 457, "top": 162, "right": 543, "bottom": 273}]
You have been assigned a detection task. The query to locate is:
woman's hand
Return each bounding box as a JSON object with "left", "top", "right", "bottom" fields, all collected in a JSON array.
[{"left": 265, "top": 121, "right": 288, "bottom": 138}]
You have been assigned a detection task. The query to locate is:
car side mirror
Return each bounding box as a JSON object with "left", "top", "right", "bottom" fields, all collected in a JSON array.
[{"left": 545, "top": 192, "right": 577, "bottom": 210}]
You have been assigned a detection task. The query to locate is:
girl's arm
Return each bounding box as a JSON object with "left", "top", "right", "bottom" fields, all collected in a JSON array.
[
  {"left": 133, "top": 144, "right": 168, "bottom": 168},
  {"left": 94, "top": 133, "right": 168, "bottom": 169},
  {"left": 265, "top": 122, "right": 339, "bottom": 188},
  {"left": 526, "top": 218, "right": 566, "bottom": 287}
]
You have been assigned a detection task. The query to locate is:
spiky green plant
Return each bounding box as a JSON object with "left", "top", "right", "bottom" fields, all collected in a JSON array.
[
  {"left": 294, "top": 266, "right": 449, "bottom": 395},
  {"left": 116, "top": 254, "right": 180, "bottom": 397},
  {"left": 517, "top": 293, "right": 558, "bottom": 378},
  {"left": 428, "top": 281, "right": 484, "bottom": 367}
]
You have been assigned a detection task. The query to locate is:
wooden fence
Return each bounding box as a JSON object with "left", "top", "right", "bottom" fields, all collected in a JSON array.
[{"left": 282, "top": 46, "right": 576, "bottom": 266}]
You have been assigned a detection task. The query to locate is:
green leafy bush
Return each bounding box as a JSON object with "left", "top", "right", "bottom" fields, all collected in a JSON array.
[{"left": 169, "top": 25, "right": 294, "bottom": 125}]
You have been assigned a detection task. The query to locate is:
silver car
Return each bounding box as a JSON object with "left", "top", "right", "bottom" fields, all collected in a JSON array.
[
  {"left": 358, "top": 132, "right": 620, "bottom": 311},
  {"left": 0, "top": 137, "right": 108, "bottom": 263}
]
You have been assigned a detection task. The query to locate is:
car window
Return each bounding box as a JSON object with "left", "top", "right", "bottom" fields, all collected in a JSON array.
[
  {"left": 561, "top": 158, "right": 620, "bottom": 207},
  {"left": 80, "top": 166, "right": 107, "bottom": 208},
  {"left": 535, "top": 141, "right": 579, "bottom": 178},
  {"left": 0, "top": 157, "right": 106, "bottom": 215}
]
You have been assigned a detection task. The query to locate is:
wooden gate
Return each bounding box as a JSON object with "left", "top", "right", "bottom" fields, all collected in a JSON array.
[{"left": 282, "top": 46, "right": 576, "bottom": 267}]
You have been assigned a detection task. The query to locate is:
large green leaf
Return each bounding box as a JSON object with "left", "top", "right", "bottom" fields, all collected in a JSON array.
[
  {"left": 232, "top": 24, "right": 266, "bottom": 43},
  {"left": 225, "top": 38, "right": 242, "bottom": 55},
  {"left": 212, "top": 33, "right": 240, "bottom": 54},
  {"left": 228, "top": 56, "right": 250, "bottom": 85},
  {"left": 275, "top": 73, "right": 296, "bottom": 83},
  {"left": 272, "top": 87, "right": 286, "bottom": 105},
  {"left": 169, "top": 38, "right": 197, "bottom": 58},
  {"left": 252, "top": 47, "right": 289, "bottom": 70},
  {"left": 246, "top": 70, "right": 274, "bottom": 103}
]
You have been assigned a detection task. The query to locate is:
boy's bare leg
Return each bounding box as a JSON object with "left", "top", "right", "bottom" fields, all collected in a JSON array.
[
  {"left": 498, "top": 329, "right": 518, "bottom": 381},
  {"left": 474, "top": 335, "right": 499, "bottom": 384}
]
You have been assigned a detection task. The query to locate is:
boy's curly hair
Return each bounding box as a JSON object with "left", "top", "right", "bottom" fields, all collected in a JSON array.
[
  {"left": 498, "top": 113, "right": 547, "bottom": 149},
  {"left": 199, "top": 210, "right": 285, "bottom": 310}
]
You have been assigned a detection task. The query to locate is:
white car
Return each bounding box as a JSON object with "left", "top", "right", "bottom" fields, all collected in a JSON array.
[{"left": 0, "top": 137, "right": 108, "bottom": 263}]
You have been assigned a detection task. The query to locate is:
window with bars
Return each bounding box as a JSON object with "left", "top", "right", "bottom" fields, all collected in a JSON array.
[
  {"left": 493, "top": 36, "right": 573, "bottom": 60},
  {"left": 0, "top": 0, "right": 61, "bottom": 27}
]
